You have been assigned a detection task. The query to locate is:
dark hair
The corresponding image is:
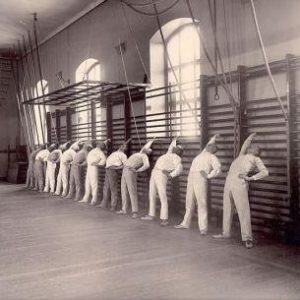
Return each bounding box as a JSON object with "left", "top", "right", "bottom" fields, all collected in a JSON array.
[{"left": 172, "top": 146, "right": 183, "bottom": 156}]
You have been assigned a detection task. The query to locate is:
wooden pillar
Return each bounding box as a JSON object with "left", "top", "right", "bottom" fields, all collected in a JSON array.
[
  {"left": 199, "top": 74, "right": 210, "bottom": 218},
  {"left": 66, "top": 107, "right": 72, "bottom": 142},
  {"left": 90, "top": 101, "right": 96, "bottom": 141},
  {"left": 237, "top": 65, "right": 247, "bottom": 150},
  {"left": 46, "top": 112, "right": 52, "bottom": 145},
  {"left": 106, "top": 97, "right": 113, "bottom": 154},
  {"left": 55, "top": 109, "right": 61, "bottom": 144},
  {"left": 286, "top": 54, "right": 299, "bottom": 222},
  {"left": 200, "top": 75, "right": 208, "bottom": 148},
  {"left": 124, "top": 92, "right": 131, "bottom": 154}
]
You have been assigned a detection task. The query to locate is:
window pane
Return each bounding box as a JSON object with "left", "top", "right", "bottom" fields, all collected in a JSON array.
[
  {"left": 167, "top": 34, "right": 180, "bottom": 67},
  {"left": 180, "top": 26, "right": 199, "bottom": 64}
]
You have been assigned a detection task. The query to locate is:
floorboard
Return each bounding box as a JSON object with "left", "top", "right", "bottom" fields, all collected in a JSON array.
[{"left": 1, "top": 183, "right": 300, "bottom": 300}]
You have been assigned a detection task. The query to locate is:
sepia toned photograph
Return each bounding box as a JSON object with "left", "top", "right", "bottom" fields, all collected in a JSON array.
[{"left": 0, "top": 0, "right": 300, "bottom": 299}]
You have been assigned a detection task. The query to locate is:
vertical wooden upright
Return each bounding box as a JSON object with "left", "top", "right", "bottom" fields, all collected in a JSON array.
[
  {"left": 199, "top": 75, "right": 210, "bottom": 216},
  {"left": 55, "top": 109, "right": 61, "bottom": 144},
  {"left": 90, "top": 102, "right": 96, "bottom": 141},
  {"left": 124, "top": 92, "right": 131, "bottom": 154},
  {"left": 106, "top": 97, "right": 113, "bottom": 154},
  {"left": 286, "top": 54, "right": 299, "bottom": 222},
  {"left": 200, "top": 75, "right": 208, "bottom": 148},
  {"left": 46, "top": 112, "right": 52, "bottom": 145},
  {"left": 66, "top": 107, "right": 72, "bottom": 142},
  {"left": 237, "top": 65, "right": 247, "bottom": 150}
]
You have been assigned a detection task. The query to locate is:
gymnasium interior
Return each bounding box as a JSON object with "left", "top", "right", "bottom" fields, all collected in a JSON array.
[{"left": 0, "top": 0, "right": 300, "bottom": 299}]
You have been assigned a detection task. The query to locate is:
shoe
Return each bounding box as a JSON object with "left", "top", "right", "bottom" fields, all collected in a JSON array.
[
  {"left": 245, "top": 240, "right": 253, "bottom": 249},
  {"left": 212, "top": 234, "right": 231, "bottom": 239},
  {"left": 116, "top": 210, "right": 126, "bottom": 215},
  {"left": 61, "top": 193, "right": 67, "bottom": 197},
  {"left": 141, "top": 215, "right": 154, "bottom": 221},
  {"left": 90, "top": 201, "right": 97, "bottom": 206},
  {"left": 78, "top": 199, "right": 88, "bottom": 203},
  {"left": 160, "top": 220, "right": 169, "bottom": 226},
  {"left": 132, "top": 213, "right": 138, "bottom": 219},
  {"left": 174, "top": 224, "right": 188, "bottom": 229},
  {"left": 110, "top": 208, "right": 116, "bottom": 212},
  {"left": 200, "top": 231, "right": 207, "bottom": 236}
]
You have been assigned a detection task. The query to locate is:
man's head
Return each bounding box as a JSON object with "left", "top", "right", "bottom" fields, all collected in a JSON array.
[
  {"left": 247, "top": 144, "right": 261, "bottom": 156},
  {"left": 48, "top": 143, "right": 57, "bottom": 152},
  {"left": 83, "top": 143, "right": 93, "bottom": 151},
  {"left": 59, "top": 141, "right": 71, "bottom": 151},
  {"left": 141, "top": 147, "right": 152, "bottom": 155},
  {"left": 206, "top": 143, "right": 218, "bottom": 154},
  {"left": 172, "top": 145, "right": 183, "bottom": 157},
  {"left": 119, "top": 143, "right": 128, "bottom": 153},
  {"left": 96, "top": 141, "right": 107, "bottom": 151}
]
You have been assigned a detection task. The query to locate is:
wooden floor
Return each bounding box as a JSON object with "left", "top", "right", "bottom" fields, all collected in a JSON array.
[{"left": 1, "top": 183, "right": 300, "bottom": 300}]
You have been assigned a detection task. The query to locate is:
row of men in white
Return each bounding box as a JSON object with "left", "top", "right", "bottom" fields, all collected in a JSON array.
[{"left": 26, "top": 132, "right": 268, "bottom": 249}]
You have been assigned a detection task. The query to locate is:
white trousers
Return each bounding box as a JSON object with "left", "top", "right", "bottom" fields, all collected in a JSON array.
[
  {"left": 222, "top": 175, "right": 253, "bottom": 241},
  {"left": 44, "top": 162, "right": 57, "bottom": 193},
  {"left": 149, "top": 169, "right": 168, "bottom": 220},
  {"left": 121, "top": 167, "right": 138, "bottom": 213},
  {"left": 180, "top": 173, "right": 208, "bottom": 232},
  {"left": 55, "top": 164, "right": 70, "bottom": 196},
  {"left": 26, "top": 161, "right": 35, "bottom": 188},
  {"left": 82, "top": 166, "right": 99, "bottom": 203}
]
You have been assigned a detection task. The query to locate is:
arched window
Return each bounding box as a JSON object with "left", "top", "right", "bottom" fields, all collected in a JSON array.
[
  {"left": 33, "top": 80, "right": 49, "bottom": 144},
  {"left": 167, "top": 23, "right": 200, "bottom": 136},
  {"left": 75, "top": 58, "right": 101, "bottom": 139},
  {"left": 75, "top": 58, "right": 100, "bottom": 83},
  {"left": 149, "top": 18, "right": 200, "bottom": 137}
]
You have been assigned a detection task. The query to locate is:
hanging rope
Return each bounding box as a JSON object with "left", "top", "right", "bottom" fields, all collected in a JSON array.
[
  {"left": 118, "top": 41, "right": 142, "bottom": 149},
  {"left": 121, "top": 0, "right": 163, "bottom": 7},
  {"left": 222, "top": 0, "right": 232, "bottom": 91},
  {"left": 122, "top": 0, "right": 180, "bottom": 16},
  {"left": 209, "top": 0, "right": 219, "bottom": 100},
  {"left": 34, "top": 15, "right": 60, "bottom": 144},
  {"left": 152, "top": 0, "right": 201, "bottom": 128},
  {"left": 249, "top": 0, "right": 287, "bottom": 121},
  {"left": 206, "top": 0, "right": 232, "bottom": 97},
  {"left": 10, "top": 57, "right": 32, "bottom": 151},
  {"left": 185, "top": 0, "right": 238, "bottom": 111},
  {"left": 121, "top": 2, "right": 151, "bottom": 83}
]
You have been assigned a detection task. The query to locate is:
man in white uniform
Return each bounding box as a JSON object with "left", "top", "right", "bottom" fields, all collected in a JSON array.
[
  {"left": 99, "top": 140, "right": 130, "bottom": 211},
  {"left": 26, "top": 145, "right": 43, "bottom": 189},
  {"left": 44, "top": 142, "right": 70, "bottom": 194},
  {"left": 141, "top": 138, "right": 183, "bottom": 226},
  {"left": 117, "top": 139, "right": 155, "bottom": 218},
  {"left": 213, "top": 133, "right": 269, "bottom": 249},
  {"left": 175, "top": 135, "right": 221, "bottom": 235},
  {"left": 66, "top": 142, "right": 93, "bottom": 201},
  {"left": 78, "top": 140, "right": 108, "bottom": 204},
  {"left": 34, "top": 143, "right": 56, "bottom": 192},
  {"left": 55, "top": 140, "right": 82, "bottom": 197}
]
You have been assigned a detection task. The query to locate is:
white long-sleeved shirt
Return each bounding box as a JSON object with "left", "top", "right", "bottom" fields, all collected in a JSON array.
[
  {"left": 154, "top": 153, "right": 183, "bottom": 178},
  {"left": 228, "top": 153, "right": 268, "bottom": 181},
  {"left": 105, "top": 151, "right": 127, "bottom": 169},
  {"left": 189, "top": 150, "right": 221, "bottom": 179},
  {"left": 61, "top": 148, "right": 76, "bottom": 164},
  {"left": 35, "top": 149, "right": 50, "bottom": 162},
  {"left": 87, "top": 148, "right": 106, "bottom": 167},
  {"left": 125, "top": 152, "right": 150, "bottom": 172}
]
